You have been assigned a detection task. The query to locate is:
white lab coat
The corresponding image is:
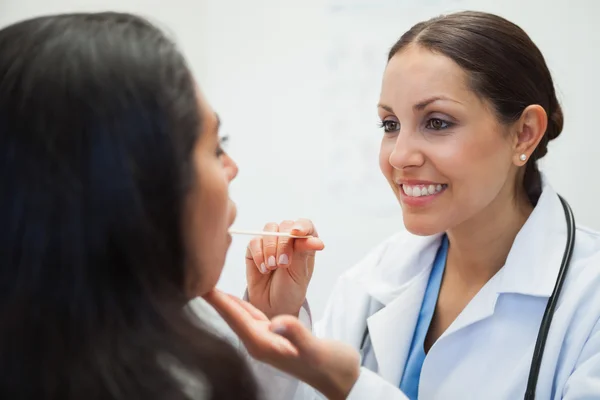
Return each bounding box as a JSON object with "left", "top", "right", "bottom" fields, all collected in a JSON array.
[{"left": 194, "top": 179, "right": 600, "bottom": 399}]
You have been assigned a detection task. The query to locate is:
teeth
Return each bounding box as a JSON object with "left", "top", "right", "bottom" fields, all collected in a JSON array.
[{"left": 402, "top": 184, "right": 445, "bottom": 198}]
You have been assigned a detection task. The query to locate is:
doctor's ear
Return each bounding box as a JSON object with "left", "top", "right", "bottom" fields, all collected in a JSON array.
[{"left": 512, "top": 105, "right": 548, "bottom": 166}]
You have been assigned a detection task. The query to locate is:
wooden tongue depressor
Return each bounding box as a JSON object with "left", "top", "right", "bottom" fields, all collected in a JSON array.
[{"left": 228, "top": 229, "right": 312, "bottom": 239}]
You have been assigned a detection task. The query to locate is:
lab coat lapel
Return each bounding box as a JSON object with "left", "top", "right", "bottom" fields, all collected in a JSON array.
[
  {"left": 364, "top": 234, "right": 443, "bottom": 385},
  {"left": 437, "top": 270, "right": 502, "bottom": 339},
  {"left": 497, "top": 182, "right": 568, "bottom": 297}
]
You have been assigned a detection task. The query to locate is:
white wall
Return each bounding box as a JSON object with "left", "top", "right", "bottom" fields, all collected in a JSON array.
[{"left": 2, "top": 0, "right": 600, "bottom": 320}]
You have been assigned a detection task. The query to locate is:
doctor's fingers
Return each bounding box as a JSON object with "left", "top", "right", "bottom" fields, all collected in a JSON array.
[
  {"left": 276, "top": 220, "right": 295, "bottom": 268},
  {"left": 262, "top": 222, "right": 279, "bottom": 271},
  {"left": 290, "top": 218, "right": 319, "bottom": 237},
  {"left": 247, "top": 239, "right": 268, "bottom": 275},
  {"left": 290, "top": 219, "right": 325, "bottom": 254}
]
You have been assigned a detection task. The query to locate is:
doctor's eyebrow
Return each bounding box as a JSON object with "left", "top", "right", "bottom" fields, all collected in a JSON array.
[
  {"left": 378, "top": 104, "right": 394, "bottom": 113},
  {"left": 378, "top": 96, "right": 464, "bottom": 114},
  {"left": 413, "top": 96, "right": 463, "bottom": 110}
]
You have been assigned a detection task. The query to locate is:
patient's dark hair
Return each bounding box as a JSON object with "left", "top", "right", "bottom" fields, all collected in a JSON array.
[
  {"left": 0, "top": 12, "right": 257, "bottom": 400},
  {"left": 390, "top": 11, "right": 563, "bottom": 204}
]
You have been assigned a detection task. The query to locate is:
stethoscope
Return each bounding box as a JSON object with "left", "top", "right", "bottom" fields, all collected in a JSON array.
[{"left": 358, "top": 194, "right": 575, "bottom": 400}]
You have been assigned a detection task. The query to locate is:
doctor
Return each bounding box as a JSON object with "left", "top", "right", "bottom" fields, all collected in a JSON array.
[{"left": 206, "top": 11, "right": 600, "bottom": 399}]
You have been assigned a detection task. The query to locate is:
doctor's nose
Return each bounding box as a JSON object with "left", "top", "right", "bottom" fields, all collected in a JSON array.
[{"left": 388, "top": 132, "right": 425, "bottom": 170}]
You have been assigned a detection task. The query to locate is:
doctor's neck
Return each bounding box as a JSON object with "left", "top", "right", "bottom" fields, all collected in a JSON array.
[{"left": 445, "top": 186, "right": 533, "bottom": 287}]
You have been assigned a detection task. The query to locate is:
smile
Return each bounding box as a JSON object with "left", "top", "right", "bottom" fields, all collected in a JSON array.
[{"left": 401, "top": 184, "right": 447, "bottom": 197}]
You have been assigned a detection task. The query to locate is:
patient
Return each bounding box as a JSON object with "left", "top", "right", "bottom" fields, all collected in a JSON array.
[{"left": 0, "top": 12, "right": 259, "bottom": 400}]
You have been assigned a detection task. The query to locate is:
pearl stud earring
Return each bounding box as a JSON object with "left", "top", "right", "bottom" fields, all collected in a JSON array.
[{"left": 519, "top": 154, "right": 527, "bottom": 162}]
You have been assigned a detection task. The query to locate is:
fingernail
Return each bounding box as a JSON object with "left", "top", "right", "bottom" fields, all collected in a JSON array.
[
  {"left": 268, "top": 256, "right": 276, "bottom": 268},
  {"left": 291, "top": 224, "right": 302, "bottom": 232},
  {"left": 278, "top": 254, "right": 289, "bottom": 265},
  {"left": 260, "top": 263, "right": 268, "bottom": 274}
]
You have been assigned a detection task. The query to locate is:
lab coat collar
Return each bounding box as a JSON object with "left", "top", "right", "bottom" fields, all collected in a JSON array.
[
  {"left": 497, "top": 177, "right": 568, "bottom": 297},
  {"left": 362, "top": 235, "right": 441, "bottom": 384},
  {"left": 364, "top": 233, "right": 443, "bottom": 306},
  {"left": 360, "top": 233, "right": 443, "bottom": 384}
]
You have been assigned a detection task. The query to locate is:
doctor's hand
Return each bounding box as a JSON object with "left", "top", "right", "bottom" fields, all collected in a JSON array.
[
  {"left": 204, "top": 289, "right": 360, "bottom": 400},
  {"left": 246, "top": 219, "right": 324, "bottom": 319}
]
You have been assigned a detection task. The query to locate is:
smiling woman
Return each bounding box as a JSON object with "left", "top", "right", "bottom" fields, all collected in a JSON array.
[
  {"left": 377, "top": 43, "right": 535, "bottom": 236},
  {"left": 377, "top": 16, "right": 559, "bottom": 237}
]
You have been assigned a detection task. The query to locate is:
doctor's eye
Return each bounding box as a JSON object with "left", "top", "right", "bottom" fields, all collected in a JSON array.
[
  {"left": 378, "top": 119, "right": 400, "bottom": 134},
  {"left": 425, "top": 118, "right": 453, "bottom": 131}
]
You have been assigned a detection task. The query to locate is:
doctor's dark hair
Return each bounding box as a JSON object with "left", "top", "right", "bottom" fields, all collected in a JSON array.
[
  {"left": 0, "top": 12, "right": 258, "bottom": 400},
  {"left": 389, "top": 11, "right": 563, "bottom": 204}
]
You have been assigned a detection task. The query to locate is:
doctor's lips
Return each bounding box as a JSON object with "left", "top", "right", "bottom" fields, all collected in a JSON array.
[{"left": 396, "top": 180, "right": 448, "bottom": 198}]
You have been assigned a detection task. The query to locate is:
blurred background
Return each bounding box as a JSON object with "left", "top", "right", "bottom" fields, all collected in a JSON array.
[{"left": 2, "top": 0, "right": 598, "bottom": 319}]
